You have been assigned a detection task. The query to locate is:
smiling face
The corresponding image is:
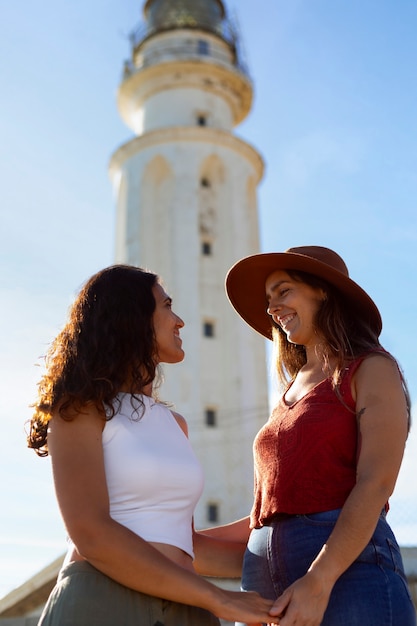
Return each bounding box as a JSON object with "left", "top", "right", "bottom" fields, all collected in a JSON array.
[
  {"left": 265, "top": 270, "right": 326, "bottom": 348},
  {"left": 152, "top": 283, "right": 185, "bottom": 364}
]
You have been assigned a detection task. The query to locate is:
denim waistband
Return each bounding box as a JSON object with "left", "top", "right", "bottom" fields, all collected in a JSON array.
[{"left": 264, "top": 507, "right": 387, "bottom": 526}]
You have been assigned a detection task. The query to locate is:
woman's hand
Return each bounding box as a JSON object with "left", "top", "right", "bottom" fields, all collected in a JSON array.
[
  {"left": 211, "top": 588, "right": 276, "bottom": 625},
  {"left": 268, "top": 570, "right": 332, "bottom": 626}
]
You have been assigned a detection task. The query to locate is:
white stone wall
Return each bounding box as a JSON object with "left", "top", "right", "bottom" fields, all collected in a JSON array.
[{"left": 140, "top": 87, "right": 234, "bottom": 133}]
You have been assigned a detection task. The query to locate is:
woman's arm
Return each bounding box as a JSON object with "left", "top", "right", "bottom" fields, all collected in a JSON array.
[
  {"left": 193, "top": 517, "right": 251, "bottom": 578},
  {"left": 269, "top": 354, "right": 409, "bottom": 625},
  {"left": 172, "top": 408, "right": 251, "bottom": 578},
  {"left": 197, "top": 516, "right": 252, "bottom": 542},
  {"left": 48, "top": 406, "right": 274, "bottom": 624}
]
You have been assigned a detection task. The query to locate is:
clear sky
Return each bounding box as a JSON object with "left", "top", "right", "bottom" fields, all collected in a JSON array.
[{"left": 1, "top": 0, "right": 416, "bottom": 601}]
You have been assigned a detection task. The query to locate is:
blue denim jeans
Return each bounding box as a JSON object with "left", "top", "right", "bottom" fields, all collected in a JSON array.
[{"left": 238, "top": 509, "right": 416, "bottom": 626}]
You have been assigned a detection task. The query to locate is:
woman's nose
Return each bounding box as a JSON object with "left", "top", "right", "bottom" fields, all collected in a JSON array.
[{"left": 267, "top": 297, "right": 281, "bottom": 317}]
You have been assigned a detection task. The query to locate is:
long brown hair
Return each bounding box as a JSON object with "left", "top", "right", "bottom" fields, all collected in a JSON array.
[
  {"left": 28, "top": 265, "right": 160, "bottom": 456},
  {"left": 272, "top": 270, "right": 382, "bottom": 386},
  {"left": 272, "top": 269, "right": 411, "bottom": 428}
]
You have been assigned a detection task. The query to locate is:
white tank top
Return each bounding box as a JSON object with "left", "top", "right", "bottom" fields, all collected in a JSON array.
[{"left": 102, "top": 393, "right": 204, "bottom": 558}]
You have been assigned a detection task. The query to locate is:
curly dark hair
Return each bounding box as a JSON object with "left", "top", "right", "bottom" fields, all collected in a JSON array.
[{"left": 28, "top": 265, "right": 160, "bottom": 456}]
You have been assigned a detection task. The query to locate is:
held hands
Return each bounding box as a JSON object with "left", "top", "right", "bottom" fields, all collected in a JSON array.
[
  {"left": 268, "top": 570, "right": 332, "bottom": 626},
  {"left": 209, "top": 570, "right": 332, "bottom": 626},
  {"left": 214, "top": 589, "right": 277, "bottom": 625}
]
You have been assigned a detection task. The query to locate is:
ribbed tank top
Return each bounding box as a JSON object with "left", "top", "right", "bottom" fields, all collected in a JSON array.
[
  {"left": 250, "top": 356, "right": 369, "bottom": 529},
  {"left": 102, "top": 393, "right": 204, "bottom": 558}
]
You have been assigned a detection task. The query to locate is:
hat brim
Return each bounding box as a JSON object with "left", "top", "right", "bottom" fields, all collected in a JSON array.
[{"left": 225, "top": 252, "right": 382, "bottom": 340}]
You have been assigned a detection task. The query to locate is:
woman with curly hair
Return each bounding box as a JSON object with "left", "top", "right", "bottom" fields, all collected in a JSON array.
[{"left": 28, "top": 264, "right": 274, "bottom": 626}]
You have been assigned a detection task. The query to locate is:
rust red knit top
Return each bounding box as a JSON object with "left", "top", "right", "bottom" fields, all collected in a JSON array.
[{"left": 250, "top": 356, "right": 369, "bottom": 529}]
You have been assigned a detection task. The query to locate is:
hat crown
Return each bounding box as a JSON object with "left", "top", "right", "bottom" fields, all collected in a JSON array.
[{"left": 286, "top": 246, "right": 349, "bottom": 278}]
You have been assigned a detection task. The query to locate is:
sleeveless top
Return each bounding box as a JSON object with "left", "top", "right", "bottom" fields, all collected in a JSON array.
[
  {"left": 102, "top": 393, "right": 204, "bottom": 558},
  {"left": 250, "top": 356, "right": 370, "bottom": 529}
]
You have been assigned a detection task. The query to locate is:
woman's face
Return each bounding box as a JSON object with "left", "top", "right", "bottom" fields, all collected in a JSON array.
[
  {"left": 265, "top": 270, "right": 326, "bottom": 347},
  {"left": 152, "top": 283, "right": 185, "bottom": 364}
]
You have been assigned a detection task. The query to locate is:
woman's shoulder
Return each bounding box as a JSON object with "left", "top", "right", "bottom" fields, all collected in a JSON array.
[
  {"left": 350, "top": 350, "right": 407, "bottom": 408},
  {"left": 51, "top": 398, "right": 107, "bottom": 428},
  {"left": 346, "top": 349, "right": 396, "bottom": 375},
  {"left": 170, "top": 410, "right": 189, "bottom": 437},
  {"left": 353, "top": 350, "right": 401, "bottom": 381},
  {"left": 340, "top": 350, "right": 398, "bottom": 402},
  {"left": 350, "top": 349, "right": 400, "bottom": 374}
]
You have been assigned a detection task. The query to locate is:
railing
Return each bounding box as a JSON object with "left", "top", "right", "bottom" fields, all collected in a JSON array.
[
  {"left": 122, "top": 39, "right": 250, "bottom": 79},
  {"left": 130, "top": 15, "right": 236, "bottom": 49},
  {"left": 126, "top": 17, "right": 250, "bottom": 77}
]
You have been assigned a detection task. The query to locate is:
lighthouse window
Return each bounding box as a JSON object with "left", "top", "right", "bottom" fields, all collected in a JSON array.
[
  {"left": 203, "top": 321, "right": 215, "bottom": 337},
  {"left": 198, "top": 40, "right": 210, "bottom": 56},
  {"left": 197, "top": 114, "right": 207, "bottom": 126},
  {"left": 200, "top": 177, "right": 210, "bottom": 188},
  {"left": 207, "top": 503, "right": 219, "bottom": 523},
  {"left": 202, "top": 241, "right": 212, "bottom": 256},
  {"left": 205, "top": 408, "right": 217, "bottom": 427}
]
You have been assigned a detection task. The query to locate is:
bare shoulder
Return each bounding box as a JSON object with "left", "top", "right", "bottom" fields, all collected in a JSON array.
[
  {"left": 353, "top": 352, "right": 408, "bottom": 418},
  {"left": 170, "top": 410, "right": 189, "bottom": 437},
  {"left": 354, "top": 352, "right": 401, "bottom": 385},
  {"left": 49, "top": 401, "right": 106, "bottom": 441}
]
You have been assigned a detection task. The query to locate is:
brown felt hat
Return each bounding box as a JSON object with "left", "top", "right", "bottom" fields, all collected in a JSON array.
[{"left": 225, "top": 246, "right": 382, "bottom": 340}]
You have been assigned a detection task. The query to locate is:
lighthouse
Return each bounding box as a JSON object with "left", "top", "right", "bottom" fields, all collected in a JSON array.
[{"left": 109, "top": 0, "right": 269, "bottom": 528}]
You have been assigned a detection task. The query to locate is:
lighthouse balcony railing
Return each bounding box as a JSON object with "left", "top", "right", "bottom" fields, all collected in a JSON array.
[{"left": 126, "top": 21, "right": 249, "bottom": 77}]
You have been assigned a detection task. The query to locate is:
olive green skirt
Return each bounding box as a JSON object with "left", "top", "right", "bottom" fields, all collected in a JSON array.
[{"left": 38, "top": 561, "right": 221, "bottom": 626}]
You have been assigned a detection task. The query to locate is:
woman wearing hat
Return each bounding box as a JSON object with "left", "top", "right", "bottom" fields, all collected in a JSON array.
[{"left": 198, "top": 246, "right": 415, "bottom": 625}]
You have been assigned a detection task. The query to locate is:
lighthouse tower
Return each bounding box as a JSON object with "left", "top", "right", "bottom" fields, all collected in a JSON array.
[{"left": 109, "top": 0, "right": 269, "bottom": 528}]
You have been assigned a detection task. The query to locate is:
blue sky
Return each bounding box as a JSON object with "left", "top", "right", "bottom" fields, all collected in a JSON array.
[{"left": 1, "top": 0, "right": 416, "bottom": 600}]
